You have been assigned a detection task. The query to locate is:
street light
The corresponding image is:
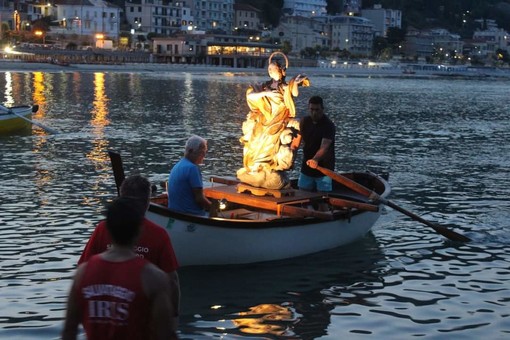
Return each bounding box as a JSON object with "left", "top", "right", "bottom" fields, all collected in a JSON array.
[
  {"left": 34, "top": 30, "right": 45, "bottom": 44},
  {"left": 96, "top": 33, "right": 104, "bottom": 49}
]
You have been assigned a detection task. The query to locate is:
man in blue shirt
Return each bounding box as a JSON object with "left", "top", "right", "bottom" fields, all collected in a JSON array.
[{"left": 168, "top": 135, "right": 212, "bottom": 216}]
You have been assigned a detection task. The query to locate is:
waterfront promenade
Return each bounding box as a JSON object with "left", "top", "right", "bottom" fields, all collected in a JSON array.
[{"left": 1, "top": 58, "right": 509, "bottom": 80}]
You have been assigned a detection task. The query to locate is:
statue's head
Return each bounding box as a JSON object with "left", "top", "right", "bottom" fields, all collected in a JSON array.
[{"left": 268, "top": 61, "right": 285, "bottom": 81}]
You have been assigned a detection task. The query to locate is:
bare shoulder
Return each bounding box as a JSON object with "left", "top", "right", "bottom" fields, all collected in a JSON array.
[
  {"left": 142, "top": 262, "right": 170, "bottom": 297},
  {"left": 143, "top": 262, "right": 168, "bottom": 282}
]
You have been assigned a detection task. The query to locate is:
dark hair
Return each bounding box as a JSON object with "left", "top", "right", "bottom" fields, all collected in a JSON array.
[
  {"left": 119, "top": 175, "right": 151, "bottom": 213},
  {"left": 120, "top": 175, "right": 151, "bottom": 199},
  {"left": 308, "top": 95, "right": 324, "bottom": 108},
  {"left": 105, "top": 197, "right": 144, "bottom": 246}
]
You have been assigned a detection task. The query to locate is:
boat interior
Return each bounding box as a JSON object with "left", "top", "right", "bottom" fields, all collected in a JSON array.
[{"left": 150, "top": 174, "right": 383, "bottom": 222}]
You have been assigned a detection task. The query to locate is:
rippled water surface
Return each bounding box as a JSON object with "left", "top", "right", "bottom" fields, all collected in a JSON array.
[{"left": 0, "top": 70, "right": 509, "bottom": 339}]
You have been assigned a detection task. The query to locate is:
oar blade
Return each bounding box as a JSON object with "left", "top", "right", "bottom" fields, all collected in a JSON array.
[
  {"left": 431, "top": 225, "right": 471, "bottom": 242},
  {"left": 384, "top": 199, "right": 471, "bottom": 242},
  {"left": 108, "top": 150, "right": 126, "bottom": 196}
]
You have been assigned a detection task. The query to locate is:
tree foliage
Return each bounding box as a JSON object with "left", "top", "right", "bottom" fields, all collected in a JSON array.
[
  {"left": 372, "top": 36, "right": 388, "bottom": 57},
  {"left": 325, "top": 0, "right": 343, "bottom": 14},
  {"left": 386, "top": 27, "right": 406, "bottom": 45}
]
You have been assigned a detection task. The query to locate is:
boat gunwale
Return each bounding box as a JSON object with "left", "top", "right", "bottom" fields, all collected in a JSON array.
[
  {"left": 0, "top": 105, "right": 33, "bottom": 115},
  {"left": 148, "top": 202, "right": 332, "bottom": 228}
]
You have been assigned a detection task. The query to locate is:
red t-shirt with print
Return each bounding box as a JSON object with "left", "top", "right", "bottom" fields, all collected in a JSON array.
[
  {"left": 78, "top": 218, "right": 179, "bottom": 272},
  {"left": 77, "top": 255, "right": 150, "bottom": 340}
]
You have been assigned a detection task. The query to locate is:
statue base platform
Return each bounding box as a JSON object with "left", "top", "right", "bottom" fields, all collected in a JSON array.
[{"left": 237, "top": 183, "right": 295, "bottom": 198}]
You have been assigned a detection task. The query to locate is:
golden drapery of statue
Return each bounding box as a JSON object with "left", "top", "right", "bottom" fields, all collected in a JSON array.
[{"left": 237, "top": 52, "right": 310, "bottom": 189}]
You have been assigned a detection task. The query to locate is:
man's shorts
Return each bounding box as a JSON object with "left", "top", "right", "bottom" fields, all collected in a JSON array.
[{"left": 298, "top": 173, "right": 332, "bottom": 192}]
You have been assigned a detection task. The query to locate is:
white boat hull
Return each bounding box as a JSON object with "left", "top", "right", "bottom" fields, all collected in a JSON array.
[{"left": 147, "top": 207, "right": 383, "bottom": 266}]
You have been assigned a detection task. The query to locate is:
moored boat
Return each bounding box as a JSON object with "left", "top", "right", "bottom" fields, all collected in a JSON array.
[
  {"left": 0, "top": 105, "right": 39, "bottom": 134},
  {"left": 109, "top": 151, "right": 391, "bottom": 267}
]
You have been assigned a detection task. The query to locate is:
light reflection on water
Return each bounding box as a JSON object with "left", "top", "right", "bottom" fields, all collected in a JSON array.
[{"left": 0, "top": 71, "right": 509, "bottom": 339}]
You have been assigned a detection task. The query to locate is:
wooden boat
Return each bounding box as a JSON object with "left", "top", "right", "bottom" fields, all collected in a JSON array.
[
  {"left": 109, "top": 151, "right": 391, "bottom": 267},
  {"left": 0, "top": 105, "right": 39, "bottom": 134}
]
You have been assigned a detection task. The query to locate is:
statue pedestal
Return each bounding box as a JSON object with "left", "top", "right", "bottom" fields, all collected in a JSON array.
[{"left": 237, "top": 183, "right": 295, "bottom": 198}]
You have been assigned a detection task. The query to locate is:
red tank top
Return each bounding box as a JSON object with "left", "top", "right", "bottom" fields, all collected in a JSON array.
[{"left": 77, "top": 255, "right": 150, "bottom": 340}]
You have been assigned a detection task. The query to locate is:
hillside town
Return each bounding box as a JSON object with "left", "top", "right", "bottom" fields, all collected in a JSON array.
[{"left": 0, "top": 0, "right": 509, "bottom": 69}]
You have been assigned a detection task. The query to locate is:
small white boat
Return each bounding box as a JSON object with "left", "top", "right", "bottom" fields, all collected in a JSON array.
[
  {"left": 110, "top": 152, "right": 391, "bottom": 267},
  {"left": 0, "top": 105, "right": 39, "bottom": 134}
]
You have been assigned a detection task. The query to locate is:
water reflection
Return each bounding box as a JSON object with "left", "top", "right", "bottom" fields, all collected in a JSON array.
[
  {"left": 179, "top": 235, "right": 384, "bottom": 338},
  {"left": 32, "top": 72, "right": 46, "bottom": 117},
  {"left": 86, "top": 73, "right": 111, "bottom": 204},
  {"left": 91, "top": 73, "right": 110, "bottom": 131},
  {"left": 31, "top": 72, "right": 48, "bottom": 138},
  {"left": 233, "top": 304, "right": 297, "bottom": 336},
  {"left": 3, "top": 72, "right": 14, "bottom": 107}
]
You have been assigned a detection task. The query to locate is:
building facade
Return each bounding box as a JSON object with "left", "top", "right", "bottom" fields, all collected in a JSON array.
[
  {"left": 27, "top": 1, "right": 54, "bottom": 22},
  {"left": 273, "top": 14, "right": 374, "bottom": 57},
  {"left": 361, "top": 4, "right": 401, "bottom": 37},
  {"left": 51, "top": 0, "right": 121, "bottom": 40},
  {"left": 405, "top": 28, "right": 463, "bottom": 60},
  {"left": 152, "top": 33, "right": 278, "bottom": 67},
  {"left": 473, "top": 28, "right": 509, "bottom": 55},
  {"left": 273, "top": 15, "right": 330, "bottom": 54},
  {"left": 233, "top": 3, "right": 261, "bottom": 32},
  {"left": 123, "top": 0, "right": 194, "bottom": 36},
  {"left": 328, "top": 15, "right": 373, "bottom": 55},
  {"left": 282, "top": 0, "right": 327, "bottom": 17},
  {"left": 191, "top": 0, "right": 234, "bottom": 33}
]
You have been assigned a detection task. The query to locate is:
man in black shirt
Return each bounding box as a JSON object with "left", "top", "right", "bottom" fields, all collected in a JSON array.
[{"left": 291, "top": 96, "right": 336, "bottom": 192}]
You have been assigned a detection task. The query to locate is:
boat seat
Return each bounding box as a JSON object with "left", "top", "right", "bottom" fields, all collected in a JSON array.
[{"left": 218, "top": 208, "right": 260, "bottom": 220}]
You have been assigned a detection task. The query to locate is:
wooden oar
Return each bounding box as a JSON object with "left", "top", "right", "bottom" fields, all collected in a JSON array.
[
  {"left": 328, "top": 197, "right": 379, "bottom": 212},
  {"left": 278, "top": 203, "right": 334, "bottom": 220},
  {"left": 108, "top": 150, "right": 126, "bottom": 196},
  {"left": 314, "top": 165, "right": 471, "bottom": 242},
  {"left": 2, "top": 105, "right": 59, "bottom": 135}
]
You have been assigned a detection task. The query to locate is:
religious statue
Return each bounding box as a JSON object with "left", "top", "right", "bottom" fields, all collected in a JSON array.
[{"left": 237, "top": 52, "right": 310, "bottom": 189}]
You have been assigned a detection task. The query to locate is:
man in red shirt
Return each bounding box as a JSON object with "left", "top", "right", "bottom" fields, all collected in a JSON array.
[
  {"left": 78, "top": 175, "right": 180, "bottom": 317},
  {"left": 62, "top": 197, "right": 178, "bottom": 339}
]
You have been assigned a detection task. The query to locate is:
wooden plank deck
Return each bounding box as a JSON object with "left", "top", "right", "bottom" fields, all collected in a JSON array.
[{"left": 204, "top": 184, "right": 325, "bottom": 211}]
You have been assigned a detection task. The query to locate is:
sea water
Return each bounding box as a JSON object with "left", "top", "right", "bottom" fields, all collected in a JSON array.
[{"left": 0, "top": 70, "right": 509, "bottom": 339}]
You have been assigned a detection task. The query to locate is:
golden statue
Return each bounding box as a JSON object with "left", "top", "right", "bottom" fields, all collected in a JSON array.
[{"left": 237, "top": 52, "right": 310, "bottom": 189}]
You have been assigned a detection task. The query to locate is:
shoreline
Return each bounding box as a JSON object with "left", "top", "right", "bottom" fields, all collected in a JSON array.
[{"left": 1, "top": 59, "right": 509, "bottom": 80}]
